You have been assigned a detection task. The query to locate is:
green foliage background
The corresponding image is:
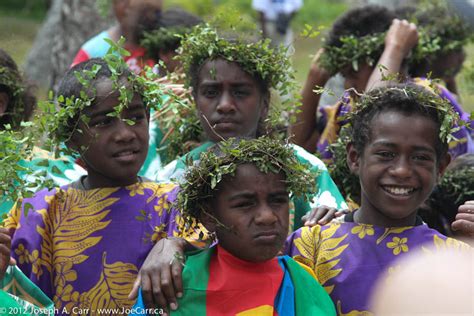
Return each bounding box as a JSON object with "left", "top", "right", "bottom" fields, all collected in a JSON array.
[{"left": 0, "top": 0, "right": 472, "bottom": 110}]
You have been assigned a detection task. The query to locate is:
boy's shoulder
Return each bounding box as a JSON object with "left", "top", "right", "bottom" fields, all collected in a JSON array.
[{"left": 81, "top": 30, "right": 112, "bottom": 58}]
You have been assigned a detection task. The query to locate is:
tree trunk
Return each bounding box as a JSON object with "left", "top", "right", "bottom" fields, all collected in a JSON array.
[{"left": 24, "top": 0, "right": 113, "bottom": 91}]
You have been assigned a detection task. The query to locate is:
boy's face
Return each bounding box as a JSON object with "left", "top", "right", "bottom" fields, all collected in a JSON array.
[
  {"left": 194, "top": 59, "right": 268, "bottom": 142},
  {"left": 204, "top": 164, "right": 289, "bottom": 262},
  {"left": 348, "top": 110, "right": 449, "bottom": 225},
  {"left": 70, "top": 78, "right": 149, "bottom": 188}
]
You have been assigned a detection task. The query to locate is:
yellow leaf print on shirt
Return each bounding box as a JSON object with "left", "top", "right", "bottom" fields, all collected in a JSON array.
[
  {"left": 350, "top": 224, "right": 374, "bottom": 239},
  {"left": 145, "top": 182, "right": 177, "bottom": 204},
  {"left": 386, "top": 237, "right": 409, "bottom": 255},
  {"left": 336, "top": 301, "right": 373, "bottom": 316},
  {"left": 3, "top": 200, "right": 22, "bottom": 230},
  {"left": 376, "top": 227, "right": 411, "bottom": 245},
  {"left": 82, "top": 252, "right": 138, "bottom": 311},
  {"left": 36, "top": 187, "right": 119, "bottom": 276},
  {"left": 423, "top": 235, "right": 471, "bottom": 254},
  {"left": 292, "top": 224, "right": 348, "bottom": 294}
]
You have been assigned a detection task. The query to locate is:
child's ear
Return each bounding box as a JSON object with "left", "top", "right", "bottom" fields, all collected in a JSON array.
[
  {"left": 0, "top": 92, "right": 9, "bottom": 116},
  {"left": 347, "top": 143, "right": 361, "bottom": 175},
  {"left": 437, "top": 153, "right": 451, "bottom": 180}
]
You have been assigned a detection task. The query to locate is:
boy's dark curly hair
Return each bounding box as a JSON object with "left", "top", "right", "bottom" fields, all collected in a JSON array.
[
  {"left": 0, "top": 49, "right": 36, "bottom": 130},
  {"left": 350, "top": 84, "right": 449, "bottom": 162},
  {"left": 327, "top": 5, "right": 395, "bottom": 48},
  {"left": 140, "top": 8, "right": 203, "bottom": 60},
  {"left": 421, "top": 154, "right": 474, "bottom": 236},
  {"left": 56, "top": 58, "right": 140, "bottom": 139},
  {"left": 402, "top": 5, "right": 471, "bottom": 78}
]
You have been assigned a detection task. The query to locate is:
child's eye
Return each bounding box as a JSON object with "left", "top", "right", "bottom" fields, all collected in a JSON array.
[
  {"left": 269, "top": 196, "right": 289, "bottom": 205},
  {"left": 233, "top": 89, "right": 250, "bottom": 98},
  {"left": 128, "top": 114, "right": 146, "bottom": 122},
  {"left": 375, "top": 151, "right": 395, "bottom": 159},
  {"left": 90, "top": 117, "right": 113, "bottom": 127},
  {"left": 202, "top": 88, "right": 219, "bottom": 98},
  {"left": 412, "top": 154, "right": 433, "bottom": 162},
  {"left": 232, "top": 201, "right": 255, "bottom": 209}
]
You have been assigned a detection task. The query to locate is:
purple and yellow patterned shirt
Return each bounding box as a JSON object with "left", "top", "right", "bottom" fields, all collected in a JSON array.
[
  {"left": 284, "top": 220, "right": 470, "bottom": 315},
  {"left": 5, "top": 181, "right": 179, "bottom": 315}
]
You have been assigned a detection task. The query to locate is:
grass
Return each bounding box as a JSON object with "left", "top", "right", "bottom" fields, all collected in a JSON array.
[{"left": 0, "top": 15, "right": 41, "bottom": 66}]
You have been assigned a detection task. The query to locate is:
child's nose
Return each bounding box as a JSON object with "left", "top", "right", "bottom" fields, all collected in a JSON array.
[
  {"left": 216, "top": 92, "right": 236, "bottom": 114},
  {"left": 255, "top": 204, "right": 278, "bottom": 225},
  {"left": 113, "top": 121, "right": 136, "bottom": 142},
  {"left": 389, "top": 157, "right": 413, "bottom": 178}
]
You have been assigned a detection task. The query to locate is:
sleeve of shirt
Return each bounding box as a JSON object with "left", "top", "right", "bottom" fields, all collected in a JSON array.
[
  {"left": 283, "top": 226, "right": 320, "bottom": 274},
  {"left": 71, "top": 49, "right": 90, "bottom": 68}
]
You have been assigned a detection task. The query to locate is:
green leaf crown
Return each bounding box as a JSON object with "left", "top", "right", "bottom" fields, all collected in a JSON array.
[{"left": 176, "top": 137, "right": 317, "bottom": 226}]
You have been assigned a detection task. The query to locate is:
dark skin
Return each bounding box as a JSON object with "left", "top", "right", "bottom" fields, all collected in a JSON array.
[
  {"left": 69, "top": 78, "right": 149, "bottom": 189},
  {"left": 0, "top": 227, "right": 15, "bottom": 281},
  {"left": 202, "top": 164, "right": 289, "bottom": 263},
  {"left": 348, "top": 111, "right": 450, "bottom": 227},
  {"left": 452, "top": 201, "right": 474, "bottom": 239},
  {"left": 128, "top": 58, "right": 342, "bottom": 309}
]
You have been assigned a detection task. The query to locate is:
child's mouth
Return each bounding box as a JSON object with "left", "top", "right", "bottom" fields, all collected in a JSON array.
[
  {"left": 113, "top": 149, "right": 139, "bottom": 162},
  {"left": 382, "top": 186, "right": 416, "bottom": 196}
]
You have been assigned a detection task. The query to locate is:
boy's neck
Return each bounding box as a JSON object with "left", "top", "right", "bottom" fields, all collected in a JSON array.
[
  {"left": 354, "top": 207, "right": 418, "bottom": 227},
  {"left": 80, "top": 175, "right": 141, "bottom": 190}
]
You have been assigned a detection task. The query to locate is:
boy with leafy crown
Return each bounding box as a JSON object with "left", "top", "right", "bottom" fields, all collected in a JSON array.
[
  {"left": 129, "top": 22, "right": 348, "bottom": 309},
  {"left": 131, "top": 136, "right": 336, "bottom": 315},
  {"left": 285, "top": 84, "right": 472, "bottom": 315},
  {"left": 154, "top": 23, "right": 347, "bottom": 229},
  {"left": 3, "top": 52, "right": 184, "bottom": 314}
]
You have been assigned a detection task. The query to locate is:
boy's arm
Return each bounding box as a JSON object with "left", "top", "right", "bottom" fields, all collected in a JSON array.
[
  {"left": 365, "top": 19, "right": 418, "bottom": 91},
  {"left": 290, "top": 49, "right": 331, "bottom": 152},
  {"left": 129, "top": 237, "right": 193, "bottom": 311},
  {"left": 0, "top": 227, "right": 13, "bottom": 281}
]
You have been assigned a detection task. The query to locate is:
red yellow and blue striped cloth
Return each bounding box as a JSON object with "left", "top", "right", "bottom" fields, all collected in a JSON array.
[{"left": 131, "top": 245, "right": 335, "bottom": 315}]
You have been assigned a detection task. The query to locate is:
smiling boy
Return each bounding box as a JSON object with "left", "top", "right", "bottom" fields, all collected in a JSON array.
[{"left": 285, "top": 84, "right": 471, "bottom": 315}]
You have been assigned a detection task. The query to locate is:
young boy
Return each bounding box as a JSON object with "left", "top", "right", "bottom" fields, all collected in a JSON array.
[
  {"left": 4, "top": 58, "right": 180, "bottom": 314},
  {"left": 285, "top": 84, "right": 471, "bottom": 315},
  {"left": 71, "top": 0, "right": 163, "bottom": 73},
  {"left": 131, "top": 137, "right": 336, "bottom": 315}
]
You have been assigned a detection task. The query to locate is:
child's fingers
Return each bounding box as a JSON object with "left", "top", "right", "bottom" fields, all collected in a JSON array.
[
  {"left": 171, "top": 260, "right": 184, "bottom": 299},
  {"left": 159, "top": 268, "right": 178, "bottom": 311},
  {"left": 9, "top": 257, "right": 16, "bottom": 265},
  {"left": 317, "top": 208, "right": 338, "bottom": 225},
  {"left": 334, "top": 209, "right": 350, "bottom": 217},
  {"left": 451, "top": 211, "right": 474, "bottom": 237},
  {"left": 140, "top": 274, "right": 156, "bottom": 309},
  {"left": 127, "top": 275, "right": 140, "bottom": 300},
  {"left": 458, "top": 201, "right": 474, "bottom": 214},
  {"left": 303, "top": 206, "right": 339, "bottom": 226}
]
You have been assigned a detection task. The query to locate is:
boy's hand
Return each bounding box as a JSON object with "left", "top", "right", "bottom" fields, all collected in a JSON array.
[
  {"left": 451, "top": 201, "right": 474, "bottom": 239},
  {"left": 0, "top": 227, "right": 13, "bottom": 280},
  {"left": 128, "top": 237, "right": 187, "bottom": 313},
  {"left": 385, "top": 19, "right": 418, "bottom": 59},
  {"left": 302, "top": 206, "right": 348, "bottom": 226},
  {"left": 311, "top": 48, "right": 332, "bottom": 84}
]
